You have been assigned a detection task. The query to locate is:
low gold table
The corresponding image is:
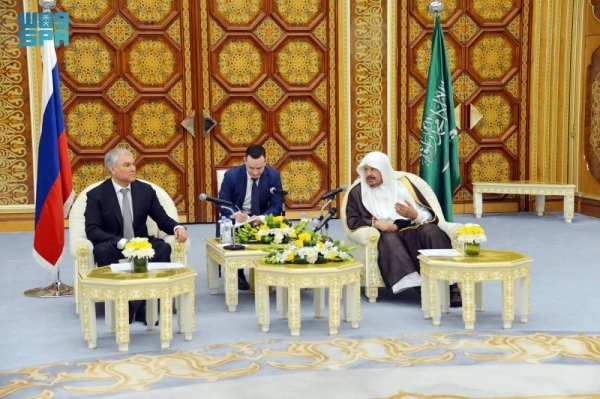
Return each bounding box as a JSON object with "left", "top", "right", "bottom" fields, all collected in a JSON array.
[
  {"left": 254, "top": 259, "right": 362, "bottom": 337},
  {"left": 205, "top": 238, "right": 271, "bottom": 312},
  {"left": 419, "top": 249, "right": 532, "bottom": 330},
  {"left": 79, "top": 266, "right": 196, "bottom": 352}
]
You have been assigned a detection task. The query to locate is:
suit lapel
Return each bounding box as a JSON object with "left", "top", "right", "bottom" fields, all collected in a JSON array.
[
  {"left": 104, "top": 180, "right": 123, "bottom": 228},
  {"left": 130, "top": 180, "right": 143, "bottom": 226}
]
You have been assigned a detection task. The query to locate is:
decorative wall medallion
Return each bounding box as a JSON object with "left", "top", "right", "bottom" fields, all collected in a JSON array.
[
  {"left": 255, "top": 17, "right": 284, "bottom": 48},
  {"left": 262, "top": 137, "right": 285, "bottom": 164},
  {"left": 454, "top": 73, "right": 477, "bottom": 102},
  {"left": 256, "top": 78, "right": 284, "bottom": 108},
  {"left": 107, "top": 78, "right": 137, "bottom": 109},
  {"left": 470, "top": 150, "right": 512, "bottom": 182},
  {"left": 126, "top": 0, "right": 174, "bottom": 24},
  {"left": 219, "top": 100, "right": 264, "bottom": 146},
  {"left": 471, "top": 93, "right": 515, "bottom": 138},
  {"left": 214, "top": 0, "right": 262, "bottom": 26},
  {"left": 279, "top": 158, "right": 322, "bottom": 202},
  {"left": 66, "top": 101, "right": 116, "bottom": 148},
  {"left": 471, "top": 0, "right": 514, "bottom": 21},
  {"left": 103, "top": 14, "right": 134, "bottom": 46},
  {"left": 217, "top": 39, "right": 264, "bottom": 87},
  {"left": 130, "top": 101, "right": 178, "bottom": 147},
  {"left": 470, "top": 34, "right": 515, "bottom": 81},
  {"left": 60, "top": 0, "right": 110, "bottom": 22},
  {"left": 128, "top": 38, "right": 177, "bottom": 87},
  {"left": 277, "top": 99, "right": 322, "bottom": 145},
  {"left": 276, "top": 40, "right": 322, "bottom": 85},
  {"left": 72, "top": 162, "right": 107, "bottom": 196},
  {"left": 274, "top": 0, "right": 321, "bottom": 26},
  {"left": 137, "top": 162, "right": 179, "bottom": 197},
  {"left": 167, "top": 18, "right": 181, "bottom": 45},
  {"left": 451, "top": 13, "right": 479, "bottom": 44},
  {"left": 63, "top": 37, "right": 113, "bottom": 85}
]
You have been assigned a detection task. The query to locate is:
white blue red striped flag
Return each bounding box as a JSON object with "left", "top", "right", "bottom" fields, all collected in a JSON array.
[{"left": 33, "top": 38, "right": 74, "bottom": 270}]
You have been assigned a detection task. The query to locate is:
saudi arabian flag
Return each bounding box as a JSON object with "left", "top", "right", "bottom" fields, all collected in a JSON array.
[{"left": 419, "top": 14, "right": 461, "bottom": 222}]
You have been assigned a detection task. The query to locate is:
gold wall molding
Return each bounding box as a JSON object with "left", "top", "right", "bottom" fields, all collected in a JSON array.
[
  {"left": 349, "top": 0, "right": 386, "bottom": 176},
  {"left": 0, "top": 0, "right": 36, "bottom": 210},
  {"left": 530, "top": 0, "right": 573, "bottom": 183}
]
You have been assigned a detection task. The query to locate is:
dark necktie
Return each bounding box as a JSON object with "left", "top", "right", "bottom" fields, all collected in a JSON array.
[
  {"left": 121, "top": 188, "right": 134, "bottom": 240},
  {"left": 250, "top": 178, "right": 260, "bottom": 216}
]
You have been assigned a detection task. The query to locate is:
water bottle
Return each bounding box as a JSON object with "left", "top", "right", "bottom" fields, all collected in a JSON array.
[
  {"left": 220, "top": 216, "right": 232, "bottom": 244},
  {"left": 308, "top": 216, "right": 319, "bottom": 232},
  {"left": 300, "top": 212, "right": 307, "bottom": 222}
]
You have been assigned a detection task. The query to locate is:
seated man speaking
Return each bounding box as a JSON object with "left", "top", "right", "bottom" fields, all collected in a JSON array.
[
  {"left": 85, "top": 148, "right": 188, "bottom": 323},
  {"left": 345, "top": 151, "right": 461, "bottom": 306}
]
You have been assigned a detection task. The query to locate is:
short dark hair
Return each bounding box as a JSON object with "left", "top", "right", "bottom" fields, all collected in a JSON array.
[{"left": 245, "top": 144, "right": 266, "bottom": 159}]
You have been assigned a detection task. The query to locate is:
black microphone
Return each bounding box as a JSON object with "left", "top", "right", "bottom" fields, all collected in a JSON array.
[
  {"left": 313, "top": 207, "right": 337, "bottom": 232},
  {"left": 199, "top": 193, "right": 234, "bottom": 207},
  {"left": 321, "top": 185, "right": 347, "bottom": 200},
  {"left": 270, "top": 187, "right": 288, "bottom": 196}
]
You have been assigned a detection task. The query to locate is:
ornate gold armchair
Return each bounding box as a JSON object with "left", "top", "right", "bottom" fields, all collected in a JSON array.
[
  {"left": 69, "top": 179, "right": 190, "bottom": 320},
  {"left": 340, "top": 171, "right": 463, "bottom": 303}
]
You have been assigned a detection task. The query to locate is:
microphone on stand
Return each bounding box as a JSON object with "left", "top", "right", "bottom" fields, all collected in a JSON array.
[
  {"left": 199, "top": 193, "right": 234, "bottom": 207},
  {"left": 269, "top": 187, "right": 288, "bottom": 196},
  {"left": 321, "top": 186, "right": 346, "bottom": 200},
  {"left": 199, "top": 194, "right": 244, "bottom": 250},
  {"left": 313, "top": 207, "right": 337, "bottom": 233}
]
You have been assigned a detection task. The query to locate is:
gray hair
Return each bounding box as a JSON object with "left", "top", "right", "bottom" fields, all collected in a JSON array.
[{"left": 105, "top": 148, "right": 133, "bottom": 173}]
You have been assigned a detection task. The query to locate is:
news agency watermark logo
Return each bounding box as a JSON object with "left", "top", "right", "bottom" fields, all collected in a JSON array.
[{"left": 18, "top": 11, "right": 70, "bottom": 47}]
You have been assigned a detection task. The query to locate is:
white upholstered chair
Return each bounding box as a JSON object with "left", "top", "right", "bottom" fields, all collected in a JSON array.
[
  {"left": 341, "top": 171, "right": 463, "bottom": 303},
  {"left": 69, "top": 179, "right": 190, "bottom": 325}
]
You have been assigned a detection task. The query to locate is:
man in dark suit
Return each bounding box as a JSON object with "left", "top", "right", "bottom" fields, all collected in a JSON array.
[
  {"left": 85, "top": 148, "right": 188, "bottom": 323},
  {"left": 218, "top": 144, "right": 283, "bottom": 289}
]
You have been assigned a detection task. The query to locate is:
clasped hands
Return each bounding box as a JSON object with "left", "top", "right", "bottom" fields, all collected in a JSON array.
[{"left": 374, "top": 200, "right": 417, "bottom": 232}]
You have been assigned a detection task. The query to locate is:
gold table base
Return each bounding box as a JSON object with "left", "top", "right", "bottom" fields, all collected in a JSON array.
[{"left": 24, "top": 280, "right": 74, "bottom": 298}]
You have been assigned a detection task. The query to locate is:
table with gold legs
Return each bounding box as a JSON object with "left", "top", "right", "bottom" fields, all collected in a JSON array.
[
  {"left": 205, "top": 238, "right": 272, "bottom": 312},
  {"left": 419, "top": 249, "right": 532, "bottom": 330},
  {"left": 254, "top": 259, "right": 362, "bottom": 337},
  {"left": 79, "top": 266, "right": 196, "bottom": 352}
]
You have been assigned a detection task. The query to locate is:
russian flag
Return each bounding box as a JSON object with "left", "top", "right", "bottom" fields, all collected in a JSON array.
[{"left": 33, "top": 38, "right": 74, "bottom": 270}]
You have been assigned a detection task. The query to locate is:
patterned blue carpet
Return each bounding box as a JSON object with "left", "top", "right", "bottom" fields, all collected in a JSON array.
[{"left": 1, "top": 213, "right": 600, "bottom": 398}]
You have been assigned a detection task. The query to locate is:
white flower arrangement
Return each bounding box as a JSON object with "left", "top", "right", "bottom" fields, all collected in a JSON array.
[
  {"left": 456, "top": 223, "right": 487, "bottom": 244},
  {"left": 264, "top": 232, "right": 356, "bottom": 265},
  {"left": 122, "top": 237, "right": 155, "bottom": 260}
]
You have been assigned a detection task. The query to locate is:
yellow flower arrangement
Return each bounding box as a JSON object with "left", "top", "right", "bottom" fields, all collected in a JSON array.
[
  {"left": 236, "top": 214, "right": 307, "bottom": 244},
  {"left": 122, "top": 237, "right": 155, "bottom": 260},
  {"left": 456, "top": 223, "right": 487, "bottom": 244},
  {"left": 264, "top": 230, "right": 356, "bottom": 265}
]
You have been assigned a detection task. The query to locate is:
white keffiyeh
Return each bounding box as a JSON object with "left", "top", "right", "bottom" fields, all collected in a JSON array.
[{"left": 357, "top": 152, "right": 431, "bottom": 224}]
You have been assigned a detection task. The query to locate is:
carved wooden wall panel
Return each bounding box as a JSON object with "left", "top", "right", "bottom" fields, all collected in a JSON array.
[
  {"left": 56, "top": 0, "right": 195, "bottom": 219},
  {"left": 0, "top": 0, "right": 33, "bottom": 208},
  {"left": 400, "top": 0, "right": 530, "bottom": 208},
  {"left": 197, "top": 0, "right": 338, "bottom": 221}
]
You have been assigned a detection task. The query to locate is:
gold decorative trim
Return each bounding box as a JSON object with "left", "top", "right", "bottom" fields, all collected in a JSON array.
[
  {"left": 571, "top": 0, "right": 586, "bottom": 184},
  {"left": 182, "top": 0, "right": 194, "bottom": 221},
  {"left": 389, "top": 0, "right": 398, "bottom": 167},
  {"left": 340, "top": 0, "right": 351, "bottom": 186},
  {"left": 551, "top": 3, "right": 562, "bottom": 183},
  {"left": 400, "top": 1, "right": 408, "bottom": 170},
  {"left": 562, "top": 1, "right": 574, "bottom": 183},
  {"left": 352, "top": 0, "right": 385, "bottom": 174},
  {"left": 200, "top": 0, "right": 213, "bottom": 222},
  {"left": 329, "top": 0, "right": 338, "bottom": 195},
  {"left": 521, "top": 0, "right": 530, "bottom": 190},
  {"left": 0, "top": 205, "right": 35, "bottom": 214},
  {"left": 531, "top": 0, "right": 541, "bottom": 181}
]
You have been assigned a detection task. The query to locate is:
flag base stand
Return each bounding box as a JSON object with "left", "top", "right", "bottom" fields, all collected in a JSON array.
[{"left": 24, "top": 279, "right": 74, "bottom": 298}]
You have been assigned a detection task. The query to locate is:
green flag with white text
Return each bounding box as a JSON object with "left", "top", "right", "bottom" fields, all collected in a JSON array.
[{"left": 419, "top": 15, "right": 461, "bottom": 222}]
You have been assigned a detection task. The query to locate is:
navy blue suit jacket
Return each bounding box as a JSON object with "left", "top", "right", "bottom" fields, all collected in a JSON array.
[
  {"left": 85, "top": 179, "right": 179, "bottom": 246},
  {"left": 218, "top": 165, "right": 283, "bottom": 218}
]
